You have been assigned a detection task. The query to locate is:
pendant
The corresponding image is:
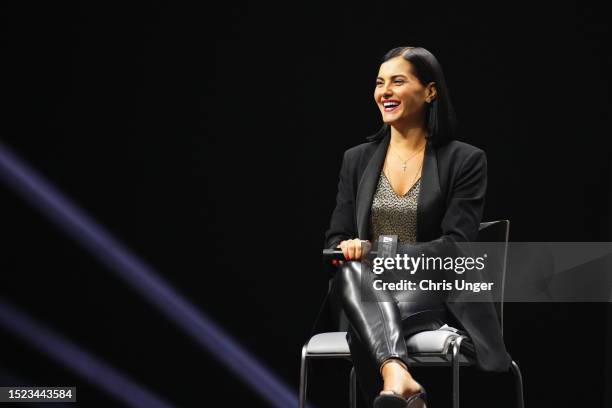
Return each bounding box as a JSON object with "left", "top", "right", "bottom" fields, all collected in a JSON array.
[{"left": 402, "top": 162, "right": 407, "bottom": 171}]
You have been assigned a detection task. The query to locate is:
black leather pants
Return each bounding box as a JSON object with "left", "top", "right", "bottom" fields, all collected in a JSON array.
[{"left": 332, "top": 260, "right": 449, "bottom": 408}]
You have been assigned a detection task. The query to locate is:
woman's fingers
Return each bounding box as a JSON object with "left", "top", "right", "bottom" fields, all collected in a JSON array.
[
  {"left": 352, "top": 238, "right": 362, "bottom": 260},
  {"left": 338, "top": 240, "right": 351, "bottom": 260},
  {"left": 340, "top": 241, "right": 351, "bottom": 260},
  {"left": 345, "top": 240, "right": 355, "bottom": 260},
  {"left": 349, "top": 239, "right": 359, "bottom": 260},
  {"left": 337, "top": 239, "right": 367, "bottom": 261}
]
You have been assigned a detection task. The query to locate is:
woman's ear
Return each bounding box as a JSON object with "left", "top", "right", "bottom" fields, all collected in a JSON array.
[{"left": 426, "top": 82, "right": 437, "bottom": 103}]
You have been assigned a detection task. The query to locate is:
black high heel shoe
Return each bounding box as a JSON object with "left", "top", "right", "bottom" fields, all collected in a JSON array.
[{"left": 373, "top": 385, "right": 427, "bottom": 408}]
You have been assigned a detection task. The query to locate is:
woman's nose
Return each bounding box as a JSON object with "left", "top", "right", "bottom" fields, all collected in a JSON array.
[{"left": 382, "top": 85, "right": 393, "bottom": 97}]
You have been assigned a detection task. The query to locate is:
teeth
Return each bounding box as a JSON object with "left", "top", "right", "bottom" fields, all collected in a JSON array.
[{"left": 383, "top": 102, "right": 399, "bottom": 107}]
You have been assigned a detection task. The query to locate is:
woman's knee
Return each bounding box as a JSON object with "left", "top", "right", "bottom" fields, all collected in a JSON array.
[
  {"left": 336, "top": 261, "right": 363, "bottom": 294},
  {"left": 336, "top": 261, "right": 361, "bottom": 301}
]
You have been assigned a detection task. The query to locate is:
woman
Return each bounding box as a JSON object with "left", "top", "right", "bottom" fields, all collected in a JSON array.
[{"left": 322, "top": 47, "right": 511, "bottom": 407}]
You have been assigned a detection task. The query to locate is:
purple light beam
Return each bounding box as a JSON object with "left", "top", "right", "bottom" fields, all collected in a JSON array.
[
  {"left": 0, "top": 298, "right": 174, "bottom": 408},
  {"left": 0, "top": 142, "right": 312, "bottom": 408}
]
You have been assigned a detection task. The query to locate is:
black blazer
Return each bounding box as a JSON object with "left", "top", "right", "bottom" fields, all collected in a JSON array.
[{"left": 321, "top": 128, "right": 511, "bottom": 372}]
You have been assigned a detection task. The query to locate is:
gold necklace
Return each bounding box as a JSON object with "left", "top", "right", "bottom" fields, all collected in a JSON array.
[
  {"left": 390, "top": 144, "right": 426, "bottom": 171},
  {"left": 383, "top": 157, "right": 423, "bottom": 196}
]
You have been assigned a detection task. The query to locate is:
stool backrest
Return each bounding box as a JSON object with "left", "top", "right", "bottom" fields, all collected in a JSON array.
[{"left": 476, "top": 220, "right": 510, "bottom": 338}]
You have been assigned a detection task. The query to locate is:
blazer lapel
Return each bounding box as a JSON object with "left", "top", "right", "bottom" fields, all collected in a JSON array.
[
  {"left": 356, "top": 132, "right": 390, "bottom": 240},
  {"left": 355, "top": 132, "right": 442, "bottom": 242},
  {"left": 416, "top": 139, "right": 442, "bottom": 242}
]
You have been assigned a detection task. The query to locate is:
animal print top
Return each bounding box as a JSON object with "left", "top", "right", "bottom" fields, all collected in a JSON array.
[{"left": 370, "top": 171, "right": 420, "bottom": 244}]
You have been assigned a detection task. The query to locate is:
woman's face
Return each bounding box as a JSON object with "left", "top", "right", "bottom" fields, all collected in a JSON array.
[{"left": 374, "top": 56, "right": 435, "bottom": 127}]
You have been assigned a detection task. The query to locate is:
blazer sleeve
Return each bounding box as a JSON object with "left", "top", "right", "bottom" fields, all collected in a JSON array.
[
  {"left": 440, "top": 148, "right": 488, "bottom": 243},
  {"left": 399, "top": 148, "right": 487, "bottom": 255},
  {"left": 324, "top": 150, "right": 358, "bottom": 249}
]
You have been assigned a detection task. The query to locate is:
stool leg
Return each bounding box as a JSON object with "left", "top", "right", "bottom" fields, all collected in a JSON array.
[
  {"left": 299, "top": 345, "right": 308, "bottom": 408},
  {"left": 452, "top": 336, "right": 464, "bottom": 408},
  {"left": 349, "top": 366, "right": 357, "bottom": 408},
  {"left": 510, "top": 360, "right": 525, "bottom": 408}
]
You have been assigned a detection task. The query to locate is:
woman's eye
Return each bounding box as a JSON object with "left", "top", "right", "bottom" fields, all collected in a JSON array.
[{"left": 375, "top": 80, "right": 404, "bottom": 86}]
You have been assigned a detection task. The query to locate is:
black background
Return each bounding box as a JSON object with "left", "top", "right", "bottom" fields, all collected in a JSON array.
[{"left": 1, "top": 1, "right": 611, "bottom": 407}]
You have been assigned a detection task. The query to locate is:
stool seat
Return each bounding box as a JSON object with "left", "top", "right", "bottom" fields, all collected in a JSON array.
[
  {"left": 306, "top": 326, "right": 462, "bottom": 356},
  {"left": 406, "top": 325, "right": 461, "bottom": 354},
  {"left": 306, "top": 332, "right": 350, "bottom": 355}
]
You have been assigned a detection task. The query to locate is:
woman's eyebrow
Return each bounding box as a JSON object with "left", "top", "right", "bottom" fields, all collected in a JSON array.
[{"left": 376, "top": 74, "right": 408, "bottom": 80}]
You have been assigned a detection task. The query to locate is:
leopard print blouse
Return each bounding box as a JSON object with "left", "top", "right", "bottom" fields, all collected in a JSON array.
[{"left": 370, "top": 171, "right": 420, "bottom": 244}]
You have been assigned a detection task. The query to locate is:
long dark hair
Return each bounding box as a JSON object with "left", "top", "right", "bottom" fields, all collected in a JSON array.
[{"left": 366, "top": 47, "right": 457, "bottom": 147}]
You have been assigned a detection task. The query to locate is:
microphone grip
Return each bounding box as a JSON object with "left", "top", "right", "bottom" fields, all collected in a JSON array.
[{"left": 322, "top": 249, "right": 345, "bottom": 262}]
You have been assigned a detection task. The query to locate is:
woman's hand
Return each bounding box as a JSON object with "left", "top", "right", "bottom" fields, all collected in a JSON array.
[{"left": 337, "top": 238, "right": 371, "bottom": 262}]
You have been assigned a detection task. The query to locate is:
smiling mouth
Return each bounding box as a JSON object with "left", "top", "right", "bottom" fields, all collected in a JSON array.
[{"left": 382, "top": 101, "right": 400, "bottom": 112}]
